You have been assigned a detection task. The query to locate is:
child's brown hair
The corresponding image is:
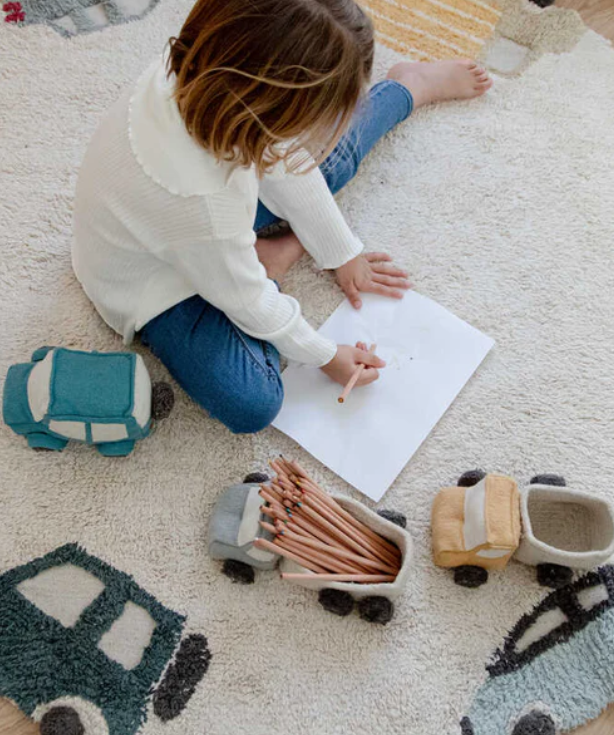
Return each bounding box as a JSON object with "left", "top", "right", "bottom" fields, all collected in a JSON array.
[{"left": 168, "top": 0, "right": 374, "bottom": 175}]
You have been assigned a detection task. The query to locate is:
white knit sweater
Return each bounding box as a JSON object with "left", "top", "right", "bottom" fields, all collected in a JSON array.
[{"left": 72, "top": 55, "right": 364, "bottom": 366}]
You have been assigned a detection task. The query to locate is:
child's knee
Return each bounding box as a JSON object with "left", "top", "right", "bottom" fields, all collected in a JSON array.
[{"left": 222, "top": 379, "right": 283, "bottom": 434}]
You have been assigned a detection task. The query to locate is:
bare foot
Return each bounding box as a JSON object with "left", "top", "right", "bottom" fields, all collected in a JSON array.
[
  {"left": 386, "top": 59, "right": 493, "bottom": 109},
  {"left": 255, "top": 231, "right": 305, "bottom": 282}
]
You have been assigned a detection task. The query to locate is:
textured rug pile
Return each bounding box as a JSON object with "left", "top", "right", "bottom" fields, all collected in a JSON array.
[
  {"left": 362, "top": 0, "right": 502, "bottom": 61},
  {"left": 1, "top": 1, "right": 614, "bottom": 733}
]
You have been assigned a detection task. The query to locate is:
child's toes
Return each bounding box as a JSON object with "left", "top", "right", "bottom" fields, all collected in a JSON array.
[{"left": 475, "top": 79, "right": 493, "bottom": 94}]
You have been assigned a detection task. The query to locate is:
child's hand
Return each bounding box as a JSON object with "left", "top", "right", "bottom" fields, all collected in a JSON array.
[
  {"left": 320, "top": 343, "right": 386, "bottom": 387},
  {"left": 335, "top": 253, "right": 411, "bottom": 309}
]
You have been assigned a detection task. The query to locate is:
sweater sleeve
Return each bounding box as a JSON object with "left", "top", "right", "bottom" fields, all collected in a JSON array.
[
  {"left": 157, "top": 228, "right": 337, "bottom": 367},
  {"left": 258, "top": 149, "right": 364, "bottom": 270}
]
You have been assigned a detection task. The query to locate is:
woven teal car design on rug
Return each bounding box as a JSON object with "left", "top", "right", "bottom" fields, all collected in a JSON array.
[
  {"left": 462, "top": 565, "right": 614, "bottom": 734},
  {"left": 0, "top": 543, "right": 211, "bottom": 735},
  {"left": 2, "top": 0, "right": 159, "bottom": 36}
]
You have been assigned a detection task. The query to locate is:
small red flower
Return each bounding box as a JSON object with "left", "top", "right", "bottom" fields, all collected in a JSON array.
[{"left": 3, "top": 1, "right": 25, "bottom": 22}]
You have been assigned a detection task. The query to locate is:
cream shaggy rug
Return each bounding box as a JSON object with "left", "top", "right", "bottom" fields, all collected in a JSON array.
[{"left": 1, "top": 2, "right": 614, "bottom": 733}]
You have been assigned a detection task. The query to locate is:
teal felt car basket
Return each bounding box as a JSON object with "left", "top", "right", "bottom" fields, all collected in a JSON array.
[{"left": 50, "top": 350, "right": 135, "bottom": 419}]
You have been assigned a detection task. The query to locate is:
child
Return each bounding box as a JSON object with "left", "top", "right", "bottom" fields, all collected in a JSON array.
[{"left": 73, "top": 0, "right": 492, "bottom": 434}]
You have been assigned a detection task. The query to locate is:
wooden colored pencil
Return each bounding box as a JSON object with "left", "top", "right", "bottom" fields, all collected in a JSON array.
[
  {"left": 264, "top": 484, "right": 285, "bottom": 505},
  {"left": 275, "top": 536, "right": 362, "bottom": 574},
  {"left": 300, "top": 492, "right": 396, "bottom": 566},
  {"left": 259, "top": 521, "right": 281, "bottom": 536},
  {"left": 260, "top": 505, "right": 288, "bottom": 523},
  {"left": 258, "top": 457, "right": 403, "bottom": 584},
  {"left": 337, "top": 343, "right": 376, "bottom": 404},
  {"left": 283, "top": 515, "right": 347, "bottom": 550},
  {"left": 279, "top": 526, "right": 395, "bottom": 574},
  {"left": 275, "top": 518, "right": 308, "bottom": 538},
  {"left": 253, "top": 537, "right": 327, "bottom": 574},
  {"left": 258, "top": 488, "right": 285, "bottom": 510},
  {"left": 281, "top": 573, "right": 395, "bottom": 583},
  {"left": 296, "top": 476, "right": 398, "bottom": 546},
  {"left": 285, "top": 458, "right": 309, "bottom": 478},
  {"left": 298, "top": 503, "right": 382, "bottom": 562},
  {"left": 278, "top": 482, "right": 397, "bottom": 567},
  {"left": 296, "top": 478, "right": 401, "bottom": 562},
  {"left": 268, "top": 459, "right": 288, "bottom": 479}
]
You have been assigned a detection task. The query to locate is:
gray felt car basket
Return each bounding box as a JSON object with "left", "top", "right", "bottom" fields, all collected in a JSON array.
[
  {"left": 279, "top": 494, "right": 413, "bottom": 601},
  {"left": 515, "top": 483, "right": 614, "bottom": 571}
]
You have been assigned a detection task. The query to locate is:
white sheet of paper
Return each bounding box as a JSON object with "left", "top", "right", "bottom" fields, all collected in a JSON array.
[{"left": 272, "top": 292, "right": 494, "bottom": 501}]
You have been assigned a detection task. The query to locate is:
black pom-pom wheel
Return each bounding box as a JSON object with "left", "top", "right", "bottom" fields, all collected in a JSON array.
[
  {"left": 40, "top": 707, "right": 84, "bottom": 735},
  {"left": 530, "top": 474, "right": 566, "bottom": 487},
  {"left": 151, "top": 382, "right": 175, "bottom": 421},
  {"left": 318, "top": 588, "right": 355, "bottom": 616},
  {"left": 357, "top": 596, "right": 394, "bottom": 625},
  {"left": 376, "top": 509, "right": 407, "bottom": 528},
  {"left": 512, "top": 711, "right": 556, "bottom": 735},
  {"left": 243, "top": 472, "right": 270, "bottom": 484},
  {"left": 454, "top": 565, "right": 489, "bottom": 588},
  {"left": 457, "top": 470, "right": 487, "bottom": 487},
  {"left": 536, "top": 563, "right": 573, "bottom": 589},
  {"left": 222, "top": 559, "right": 255, "bottom": 585}
]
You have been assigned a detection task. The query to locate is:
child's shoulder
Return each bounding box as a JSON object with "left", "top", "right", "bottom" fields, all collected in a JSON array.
[{"left": 128, "top": 56, "right": 252, "bottom": 199}]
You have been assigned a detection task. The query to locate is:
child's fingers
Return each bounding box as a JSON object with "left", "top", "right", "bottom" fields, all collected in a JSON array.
[
  {"left": 372, "top": 274, "right": 412, "bottom": 289},
  {"left": 344, "top": 283, "right": 362, "bottom": 309},
  {"left": 357, "top": 367, "right": 380, "bottom": 386},
  {"left": 364, "top": 282, "right": 405, "bottom": 299},
  {"left": 364, "top": 252, "right": 392, "bottom": 263},
  {"left": 360, "top": 351, "right": 386, "bottom": 368},
  {"left": 355, "top": 341, "right": 368, "bottom": 351},
  {"left": 371, "top": 262, "right": 409, "bottom": 278}
]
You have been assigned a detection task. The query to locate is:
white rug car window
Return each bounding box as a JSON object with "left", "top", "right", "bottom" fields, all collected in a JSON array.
[
  {"left": 17, "top": 564, "right": 105, "bottom": 628},
  {"left": 115, "top": 0, "right": 154, "bottom": 15},
  {"left": 83, "top": 4, "right": 109, "bottom": 28},
  {"left": 52, "top": 16, "right": 78, "bottom": 34},
  {"left": 98, "top": 601, "right": 157, "bottom": 670},
  {"left": 577, "top": 584, "right": 610, "bottom": 612},
  {"left": 515, "top": 608, "right": 568, "bottom": 653}
]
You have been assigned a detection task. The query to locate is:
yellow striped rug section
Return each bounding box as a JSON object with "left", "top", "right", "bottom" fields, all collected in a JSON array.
[{"left": 362, "top": 0, "right": 502, "bottom": 62}]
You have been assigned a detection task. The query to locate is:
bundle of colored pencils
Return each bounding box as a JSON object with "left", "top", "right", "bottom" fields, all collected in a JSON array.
[{"left": 254, "top": 457, "right": 402, "bottom": 584}]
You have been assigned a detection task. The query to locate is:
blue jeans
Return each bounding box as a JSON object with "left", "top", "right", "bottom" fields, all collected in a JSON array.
[{"left": 141, "top": 81, "right": 413, "bottom": 433}]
